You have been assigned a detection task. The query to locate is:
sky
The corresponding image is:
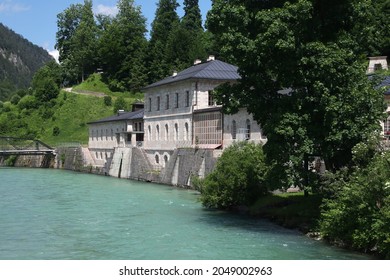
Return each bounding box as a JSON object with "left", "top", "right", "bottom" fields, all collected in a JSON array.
[{"left": 0, "top": 0, "right": 212, "bottom": 61}]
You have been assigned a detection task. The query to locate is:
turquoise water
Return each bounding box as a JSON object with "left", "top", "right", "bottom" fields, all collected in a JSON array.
[{"left": 0, "top": 168, "right": 369, "bottom": 260}]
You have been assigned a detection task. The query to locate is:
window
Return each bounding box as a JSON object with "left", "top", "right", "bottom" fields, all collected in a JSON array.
[
  {"left": 148, "top": 126, "right": 151, "bottom": 141},
  {"left": 185, "top": 91, "right": 190, "bottom": 107},
  {"left": 208, "top": 90, "right": 215, "bottom": 106},
  {"left": 374, "top": 63, "right": 383, "bottom": 71},
  {"left": 155, "top": 154, "right": 160, "bottom": 164},
  {"left": 106, "top": 129, "right": 108, "bottom": 140},
  {"left": 91, "top": 130, "right": 94, "bottom": 141},
  {"left": 165, "top": 124, "right": 169, "bottom": 141},
  {"left": 164, "top": 155, "right": 168, "bottom": 166},
  {"left": 184, "top": 123, "right": 189, "bottom": 141},
  {"left": 166, "top": 94, "right": 170, "bottom": 110},
  {"left": 246, "top": 119, "right": 251, "bottom": 140},
  {"left": 175, "top": 92, "right": 179, "bottom": 108},
  {"left": 148, "top": 98, "right": 152, "bottom": 112},
  {"left": 134, "top": 123, "right": 138, "bottom": 132},
  {"left": 174, "top": 123, "right": 179, "bottom": 141},
  {"left": 156, "top": 125, "right": 160, "bottom": 141},
  {"left": 232, "top": 120, "right": 237, "bottom": 140},
  {"left": 157, "top": 96, "right": 160, "bottom": 111}
]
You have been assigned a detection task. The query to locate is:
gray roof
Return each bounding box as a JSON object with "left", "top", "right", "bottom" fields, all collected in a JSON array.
[
  {"left": 143, "top": 59, "right": 241, "bottom": 90},
  {"left": 380, "top": 76, "right": 390, "bottom": 95},
  {"left": 88, "top": 109, "right": 144, "bottom": 125}
]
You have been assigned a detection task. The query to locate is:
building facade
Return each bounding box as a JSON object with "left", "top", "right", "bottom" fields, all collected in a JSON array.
[
  {"left": 87, "top": 108, "right": 144, "bottom": 167},
  {"left": 142, "top": 56, "right": 265, "bottom": 168}
]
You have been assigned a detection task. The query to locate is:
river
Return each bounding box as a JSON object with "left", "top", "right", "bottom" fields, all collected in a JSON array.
[{"left": 0, "top": 168, "right": 369, "bottom": 260}]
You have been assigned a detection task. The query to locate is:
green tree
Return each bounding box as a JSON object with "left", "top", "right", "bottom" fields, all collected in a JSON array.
[
  {"left": 164, "top": 0, "right": 209, "bottom": 72},
  {"left": 207, "top": 0, "right": 385, "bottom": 189},
  {"left": 199, "top": 142, "right": 268, "bottom": 209},
  {"left": 182, "top": 0, "right": 203, "bottom": 32},
  {"left": 31, "top": 62, "right": 61, "bottom": 103},
  {"left": 99, "top": 0, "right": 148, "bottom": 91},
  {"left": 71, "top": 0, "right": 98, "bottom": 82},
  {"left": 113, "top": 96, "right": 127, "bottom": 113},
  {"left": 56, "top": 2, "right": 83, "bottom": 84},
  {"left": 56, "top": 0, "right": 97, "bottom": 84},
  {"left": 147, "top": 0, "right": 180, "bottom": 83},
  {"left": 320, "top": 148, "right": 390, "bottom": 258}
]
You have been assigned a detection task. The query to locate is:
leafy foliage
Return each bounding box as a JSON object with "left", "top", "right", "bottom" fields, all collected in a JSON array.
[
  {"left": 98, "top": 0, "right": 148, "bottom": 92},
  {"left": 199, "top": 142, "right": 268, "bottom": 209},
  {"left": 320, "top": 149, "right": 390, "bottom": 258},
  {"left": 31, "top": 61, "right": 62, "bottom": 103},
  {"left": 207, "top": 0, "right": 386, "bottom": 189}
]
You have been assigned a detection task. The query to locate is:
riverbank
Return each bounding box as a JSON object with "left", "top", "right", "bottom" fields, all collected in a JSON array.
[{"left": 249, "top": 192, "right": 322, "bottom": 234}]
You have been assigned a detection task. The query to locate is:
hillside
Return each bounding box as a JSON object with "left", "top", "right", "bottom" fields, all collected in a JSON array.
[
  {"left": 0, "top": 73, "right": 143, "bottom": 146},
  {"left": 0, "top": 23, "right": 53, "bottom": 101}
]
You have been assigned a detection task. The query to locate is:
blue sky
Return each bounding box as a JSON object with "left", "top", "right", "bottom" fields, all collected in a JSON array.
[{"left": 0, "top": 0, "right": 212, "bottom": 60}]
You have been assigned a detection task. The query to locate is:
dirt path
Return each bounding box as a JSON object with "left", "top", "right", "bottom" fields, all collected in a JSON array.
[{"left": 63, "top": 88, "right": 107, "bottom": 97}]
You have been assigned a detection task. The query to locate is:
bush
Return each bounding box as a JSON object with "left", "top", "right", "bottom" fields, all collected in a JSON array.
[
  {"left": 113, "top": 96, "right": 127, "bottom": 113},
  {"left": 10, "top": 94, "right": 21, "bottom": 105},
  {"left": 17, "top": 95, "right": 38, "bottom": 110},
  {"left": 52, "top": 126, "right": 60, "bottom": 136},
  {"left": 104, "top": 95, "right": 112, "bottom": 106},
  {"left": 199, "top": 142, "right": 268, "bottom": 209},
  {"left": 320, "top": 151, "right": 390, "bottom": 258}
]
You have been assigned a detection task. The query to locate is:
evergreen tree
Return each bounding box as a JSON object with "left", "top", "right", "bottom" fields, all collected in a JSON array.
[
  {"left": 182, "top": 0, "right": 203, "bottom": 31},
  {"left": 165, "top": 0, "right": 208, "bottom": 72},
  {"left": 147, "top": 0, "right": 180, "bottom": 83}
]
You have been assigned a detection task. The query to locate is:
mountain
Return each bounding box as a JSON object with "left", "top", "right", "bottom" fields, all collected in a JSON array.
[{"left": 0, "top": 22, "right": 54, "bottom": 101}]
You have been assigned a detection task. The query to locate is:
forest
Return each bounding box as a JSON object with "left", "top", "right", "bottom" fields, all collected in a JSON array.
[
  {"left": 56, "top": 0, "right": 214, "bottom": 91},
  {"left": 0, "top": 23, "right": 53, "bottom": 101}
]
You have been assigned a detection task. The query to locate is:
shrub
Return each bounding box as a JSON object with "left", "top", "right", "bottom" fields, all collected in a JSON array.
[
  {"left": 113, "top": 96, "right": 127, "bottom": 113},
  {"left": 104, "top": 95, "right": 112, "bottom": 106},
  {"left": 10, "top": 94, "right": 21, "bottom": 105},
  {"left": 199, "top": 142, "right": 268, "bottom": 209},
  {"left": 17, "top": 95, "right": 38, "bottom": 110},
  {"left": 320, "top": 151, "right": 390, "bottom": 258},
  {"left": 52, "top": 126, "right": 60, "bottom": 136}
]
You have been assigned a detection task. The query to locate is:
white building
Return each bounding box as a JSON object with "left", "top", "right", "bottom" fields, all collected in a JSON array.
[
  {"left": 87, "top": 108, "right": 144, "bottom": 167},
  {"left": 142, "top": 56, "right": 266, "bottom": 167}
]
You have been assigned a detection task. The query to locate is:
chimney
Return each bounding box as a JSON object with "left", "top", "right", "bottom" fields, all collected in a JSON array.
[
  {"left": 194, "top": 59, "right": 202, "bottom": 65},
  {"left": 117, "top": 109, "right": 125, "bottom": 116},
  {"left": 207, "top": 55, "right": 215, "bottom": 62},
  {"left": 367, "top": 56, "right": 388, "bottom": 74},
  {"left": 173, "top": 70, "right": 178, "bottom": 77}
]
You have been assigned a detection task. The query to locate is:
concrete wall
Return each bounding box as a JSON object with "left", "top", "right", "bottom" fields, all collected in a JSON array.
[{"left": 0, "top": 154, "right": 55, "bottom": 168}]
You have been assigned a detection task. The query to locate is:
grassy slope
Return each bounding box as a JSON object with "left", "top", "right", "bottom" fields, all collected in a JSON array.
[
  {"left": 72, "top": 73, "right": 144, "bottom": 100},
  {"left": 39, "top": 92, "right": 114, "bottom": 145},
  {"left": 23, "top": 74, "right": 143, "bottom": 146}
]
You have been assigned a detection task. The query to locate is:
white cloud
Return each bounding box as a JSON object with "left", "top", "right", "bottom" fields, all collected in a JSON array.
[
  {"left": 48, "top": 49, "right": 59, "bottom": 63},
  {"left": 95, "top": 4, "right": 118, "bottom": 17},
  {"left": 0, "top": 0, "right": 30, "bottom": 13}
]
